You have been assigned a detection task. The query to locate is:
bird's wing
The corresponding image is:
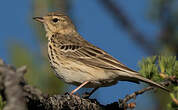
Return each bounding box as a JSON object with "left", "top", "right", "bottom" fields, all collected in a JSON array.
[{"left": 59, "top": 42, "right": 137, "bottom": 73}]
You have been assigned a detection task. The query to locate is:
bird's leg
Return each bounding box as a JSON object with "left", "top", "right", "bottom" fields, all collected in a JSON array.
[
  {"left": 70, "top": 81, "right": 89, "bottom": 95},
  {"left": 82, "top": 87, "right": 99, "bottom": 98}
]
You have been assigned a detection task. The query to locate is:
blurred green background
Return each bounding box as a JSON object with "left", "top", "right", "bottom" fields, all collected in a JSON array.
[{"left": 0, "top": 0, "right": 178, "bottom": 110}]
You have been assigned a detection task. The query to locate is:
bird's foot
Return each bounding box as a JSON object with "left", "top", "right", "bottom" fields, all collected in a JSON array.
[
  {"left": 82, "top": 92, "right": 90, "bottom": 99},
  {"left": 65, "top": 92, "right": 81, "bottom": 98},
  {"left": 65, "top": 92, "right": 90, "bottom": 98}
]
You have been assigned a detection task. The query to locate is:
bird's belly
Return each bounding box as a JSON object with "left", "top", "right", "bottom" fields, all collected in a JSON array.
[
  {"left": 53, "top": 66, "right": 91, "bottom": 84},
  {"left": 51, "top": 59, "right": 119, "bottom": 88}
]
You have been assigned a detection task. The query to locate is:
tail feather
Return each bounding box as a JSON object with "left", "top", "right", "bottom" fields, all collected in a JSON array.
[{"left": 133, "top": 74, "right": 169, "bottom": 92}]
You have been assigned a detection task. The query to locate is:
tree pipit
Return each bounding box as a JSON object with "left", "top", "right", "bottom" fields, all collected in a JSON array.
[{"left": 33, "top": 12, "right": 169, "bottom": 97}]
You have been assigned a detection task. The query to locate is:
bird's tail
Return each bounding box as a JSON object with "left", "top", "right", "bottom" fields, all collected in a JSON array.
[{"left": 133, "top": 74, "right": 169, "bottom": 92}]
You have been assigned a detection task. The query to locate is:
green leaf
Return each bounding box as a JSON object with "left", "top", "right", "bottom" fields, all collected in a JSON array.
[
  {"left": 138, "top": 56, "right": 161, "bottom": 82},
  {"left": 158, "top": 56, "right": 177, "bottom": 76}
]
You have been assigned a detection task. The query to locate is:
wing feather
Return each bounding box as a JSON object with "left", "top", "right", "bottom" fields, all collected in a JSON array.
[{"left": 59, "top": 44, "right": 137, "bottom": 73}]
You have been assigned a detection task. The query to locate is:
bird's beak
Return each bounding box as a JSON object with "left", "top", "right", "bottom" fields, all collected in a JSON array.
[{"left": 33, "top": 17, "right": 44, "bottom": 23}]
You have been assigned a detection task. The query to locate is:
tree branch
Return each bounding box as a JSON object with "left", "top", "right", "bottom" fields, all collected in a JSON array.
[
  {"left": 119, "top": 79, "right": 176, "bottom": 109},
  {"left": 0, "top": 60, "right": 27, "bottom": 110}
]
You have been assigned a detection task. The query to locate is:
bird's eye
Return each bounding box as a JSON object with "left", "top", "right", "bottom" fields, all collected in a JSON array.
[{"left": 52, "top": 18, "right": 59, "bottom": 23}]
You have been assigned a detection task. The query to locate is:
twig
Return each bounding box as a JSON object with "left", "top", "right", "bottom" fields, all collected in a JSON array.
[
  {"left": 119, "top": 86, "right": 153, "bottom": 109},
  {"left": 123, "top": 86, "right": 153, "bottom": 104},
  {"left": 160, "top": 73, "right": 178, "bottom": 86},
  {"left": 172, "top": 97, "right": 178, "bottom": 105},
  {"left": 99, "top": 0, "right": 157, "bottom": 54},
  {"left": 170, "top": 93, "right": 178, "bottom": 105},
  {"left": 119, "top": 79, "right": 175, "bottom": 109}
]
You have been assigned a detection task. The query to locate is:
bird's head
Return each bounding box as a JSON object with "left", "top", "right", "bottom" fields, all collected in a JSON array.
[{"left": 33, "top": 12, "right": 76, "bottom": 37}]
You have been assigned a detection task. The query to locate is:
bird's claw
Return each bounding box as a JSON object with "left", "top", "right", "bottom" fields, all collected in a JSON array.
[{"left": 82, "top": 92, "right": 90, "bottom": 99}]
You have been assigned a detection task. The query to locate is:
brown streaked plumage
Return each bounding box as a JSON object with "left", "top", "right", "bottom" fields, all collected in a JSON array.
[{"left": 33, "top": 12, "right": 169, "bottom": 97}]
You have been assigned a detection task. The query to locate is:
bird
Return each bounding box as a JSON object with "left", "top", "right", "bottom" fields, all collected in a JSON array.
[{"left": 33, "top": 12, "right": 169, "bottom": 97}]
